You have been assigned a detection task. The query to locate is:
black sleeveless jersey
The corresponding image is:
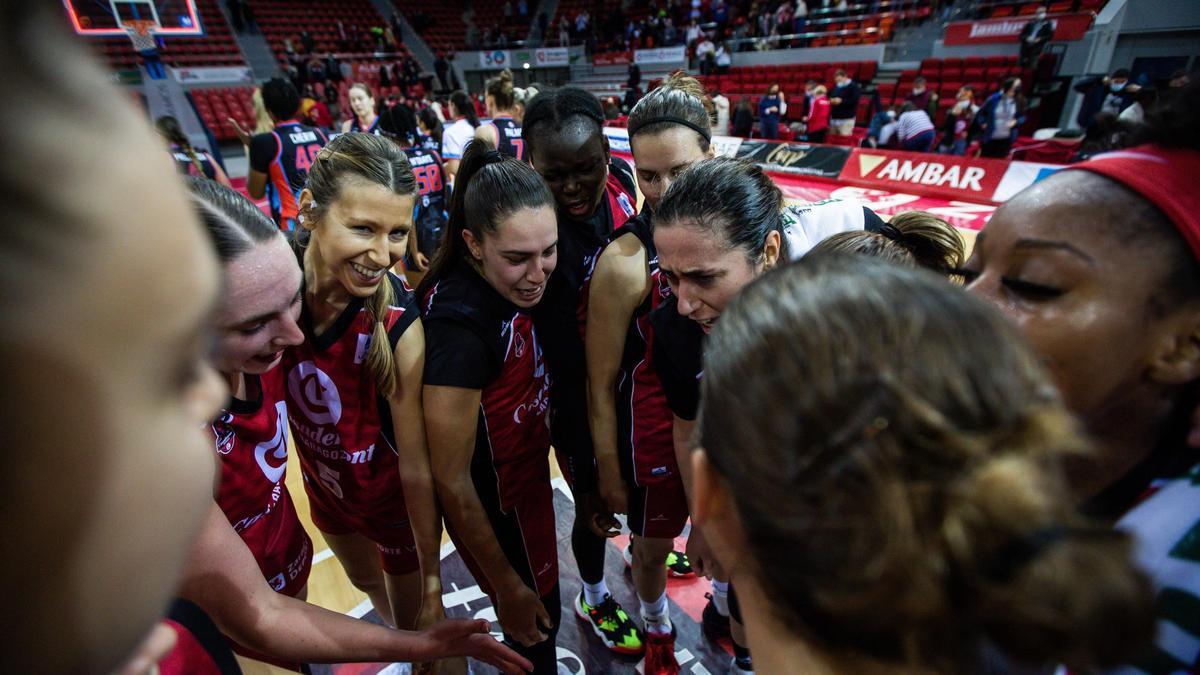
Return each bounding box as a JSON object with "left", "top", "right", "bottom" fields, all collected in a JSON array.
[{"left": 489, "top": 116, "right": 526, "bottom": 162}]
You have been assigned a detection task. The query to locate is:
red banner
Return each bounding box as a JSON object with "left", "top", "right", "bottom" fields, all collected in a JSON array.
[
  {"left": 593, "top": 50, "right": 631, "bottom": 66},
  {"left": 837, "top": 149, "right": 1009, "bottom": 204},
  {"left": 943, "top": 12, "right": 1093, "bottom": 45}
]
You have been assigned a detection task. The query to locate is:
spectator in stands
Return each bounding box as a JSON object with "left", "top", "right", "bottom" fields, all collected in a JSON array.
[
  {"left": 624, "top": 86, "right": 644, "bottom": 113},
  {"left": 1075, "top": 68, "right": 1139, "bottom": 131},
  {"left": 805, "top": 85, "right": 831, "bottom": 143},
  {"left": 712, "top": 85, "right": 731, "bottom": 136},
  {"left": 1169, "top": 69, "right": 1192, "bottom": 90},
  {"left": 1119, "top": 86, "right": 1157, "bottom": 126},
  {"left": 938, "top": 85, "right": 978, "bottom": 155},
  {"left": 759, "top": 83, "right": 786, "bottom": 140},
  {"left": 733, "top": 96, "right": 755, "bottom": 137},
  {"left": 558, "top": 15, "right": 571, "bottom": 46},
  {"left": 865, "top": 102, "right": 897, "bottom": 149},
  {"left": 895, "top": 102, "right": 936, "bottom": 152},
  {"left": 324, "top": 82, "right": 342, "bottom": 127},
  {"left": 829, "top": 69, "right": 861, "bottom": 137},
  {"left": 1020, "top": 6, "right": 1054, "bottom": 70},
  {"left": 715, "top": 42, "right": 733, "bottom": 74},
  {"left": 906, "top": 76, "right": 938, "bottom": 117},
  {"left": 300, "top": 86, "right": 333, "bottom": 132},
  {"left": 794, "top": 0, "right": 809, "bottom": 36},
  {"left": 518, "top": 0, "right": 529, "bottom": 24},
  {"left": 325, "top": 53, "right": 341, "bottom": 83},
  {"left": 434, "top": 53, "right": 451, "bottom": 92},
  {"left": 628, "top": 62, "right": 641, "bottom": 90},
  {"left": 696, "top": 34, "right": 716, "bottom": 75},
  {"left": 299, "top": 29, "right": 314, "bottom": 55},
  {"left": 979, "top": 77, "right": 1025, "bottom": 158}
]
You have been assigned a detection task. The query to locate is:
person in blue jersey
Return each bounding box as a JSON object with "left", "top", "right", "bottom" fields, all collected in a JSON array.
[
  {"left": 246, "top": 78, "right": 329, "bottom": 231},
  {"left": 378, "top": 102, "right": 450, "bottom": 289},
  {"left": 475, "top": 69, "right": 527, "bottom": 161},
  {"left": 342, "top": 83, "right": 381, "bottom": 135}
]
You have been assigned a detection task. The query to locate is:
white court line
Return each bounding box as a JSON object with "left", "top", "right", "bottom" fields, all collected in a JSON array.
[{"left": 312, "top": 547, "right": 335, "bottom": 565}]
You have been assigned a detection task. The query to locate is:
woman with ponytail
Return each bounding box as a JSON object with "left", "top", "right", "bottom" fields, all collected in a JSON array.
[
  {"left": 156, "top": 115, "right": 231, "bottom": 187},
  {"left": 178, "top": 177, "right": 531, "bottom": 674},
  {"left": 441, "top": 90, "right": 481, "bottom": 180},
  {"left": 475, "top": 69, "right": 527, "bottom": 161},
  {"left": 419, "top": 140, "right": 562, "bottom": 674},
  {"left": 693, "top": 255, "right": 1155, "bottom": 674},
  {"left": 808, "top": 209, "right": 965, "bottom": 275},
  {"left": 342, "top": 83, "right": 381, "bottom": 135},
  {"left": 284, "top": 133, "right": 445, "bottom": 645}
]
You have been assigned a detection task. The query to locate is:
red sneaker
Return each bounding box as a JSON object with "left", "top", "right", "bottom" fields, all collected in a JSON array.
[{"left": 641, "top": 627, "right": 679, "bottom": 675}]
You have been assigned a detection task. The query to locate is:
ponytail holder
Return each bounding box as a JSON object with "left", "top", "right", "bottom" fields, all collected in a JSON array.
[
  {"left": 872, "top": 221, "right": 904, "bottom": 242},
  {"left": 482, "top": 149, "right": 507, "bottom": 166},
  {"left": 628, "top": 115, "right": 712, "bottom": 142},
  {"left": 983, "top": 525, "right": 1115, "bottom": 583}
]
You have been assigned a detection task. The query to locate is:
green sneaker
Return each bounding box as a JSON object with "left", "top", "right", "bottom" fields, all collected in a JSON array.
[
  {"left": 664, "top": 549, "right": 694, "bottom": 578},
  {"left": 623, "top": 544, "right": 695, "bottom": 578},
  {"left": 574, "top": 591, "right": 644, "bottom": 655}
]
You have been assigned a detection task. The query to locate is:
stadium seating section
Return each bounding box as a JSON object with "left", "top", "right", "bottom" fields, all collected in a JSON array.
[
  {"left": 974, "top": 0, "right": 1104, "bottom": 19},
  {"left": 245, "top": 0, "right": 390, "bottom": 62},
  {"left": 694, "top": 61, "right": 879, "bottom": 124}
]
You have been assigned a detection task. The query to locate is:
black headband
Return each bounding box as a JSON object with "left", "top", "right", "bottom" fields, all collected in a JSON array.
[{"left": 628, "top": 115, "right": 713, "bottom": 142}]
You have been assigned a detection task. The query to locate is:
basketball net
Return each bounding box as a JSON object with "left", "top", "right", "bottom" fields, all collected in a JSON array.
[{"left": 121, "top": 19, "right": 159, "bottom": 53}]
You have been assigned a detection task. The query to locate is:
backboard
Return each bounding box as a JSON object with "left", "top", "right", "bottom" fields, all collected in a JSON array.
[{"left": 63, "top": 0, "right": 204, "bottom": 37}]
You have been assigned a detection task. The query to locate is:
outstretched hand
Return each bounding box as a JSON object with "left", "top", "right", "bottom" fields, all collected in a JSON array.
[{"left": 410, "top": 618, "right": 533, "bottom": 674}]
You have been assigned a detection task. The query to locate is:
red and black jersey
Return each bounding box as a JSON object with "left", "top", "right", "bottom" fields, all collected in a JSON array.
[
  {"left": 422, "top": 261, "right": 553, "bottom": 514},
  {"left": 210, "top": 367, "right": 312, "bottom": 597},
  {"left": 281, "top": 272, "right": 419, "bottom": 537},
  {"left": 249, "top": 121, "right": 329, "bottom": 226},
  {"left": 605, "top": 214, "right": 677, "bottom": 485},
  {"left": 534, "top": 158, "right": 638, "bottom": 488},
  {"left": 489, "top": 116, "right": 526, "bottom": 161},
  {"left": 650, "top": 295, "right": 705, "bottom": 422},
  {"left": 403, "top": 145, "right": 449, "bottom": 259}
]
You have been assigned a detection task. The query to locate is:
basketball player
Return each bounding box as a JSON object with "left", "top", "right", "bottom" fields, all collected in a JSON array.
[
  {"left": 441, "top": 90, "right": 481, "bottom": 180},
  {"left": 808, "top": 209, "right": 965, "bottom": 274},
  {"left": 475, "top": 69, "right": 527, "bottom": 161},
  {"left": 0, "top": 3, "right": 225, "bottom": 671},
  {"left": 156, "top": 115, "right": 232, "bottom": 187},
  {"left": 342, "top": 83, "right": 381, "bottom": 135},
  {"left": 963, "top": 82, "right": 1200, "bottom": 672},
  {"left": 583, "top": 73, "right": 715, "bottom": 674},
  {"left": 419, "top": 141, "right": 561, "bottom": 674},
  {"left": 179, "top": 177, "right": 531, "bottom": 675},
  {"left": 522, "top": 86, "right": 643, "bottom": 656},
  {"left": 378, "top": 103, "right": 450, "bottom": 290},
  {"left": 286, "top": 134, "right": 444, "bottom": 640},
  {"left": 247, "top": 78, "right": 329, "bottom": 231},
  {"left": 694, "top": 255, "right": 1156, "bottom": 674},
  {"left": 189, "top": 177, "right": 312, "bottom": 607}
]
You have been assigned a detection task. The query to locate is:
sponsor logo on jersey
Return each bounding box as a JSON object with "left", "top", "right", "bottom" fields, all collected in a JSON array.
[
  {"left": 514, "top": 331, "right": 526, "bottom": 359},
  {"left": 287, "top": 360, "right": 343, "bottom": 425},
  {"left": 254, "top": 401, "right": 290, "bottom": 484},
  {"left": 616, "top": 192, "right": 636, "bottom": 217},
  {"left": 354, "top": 333, "right": 372, "bottom": 365},
  {"left": 650, "top": 465, "right": 670, "bottom": 476},
  {"left": 212, "top": 412, "right": 236, "bottom": 455}
]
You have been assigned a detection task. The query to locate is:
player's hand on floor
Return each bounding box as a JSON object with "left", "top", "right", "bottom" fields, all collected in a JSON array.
[{"left": 412, "top": 618, "right": 533, "bottom": 674}]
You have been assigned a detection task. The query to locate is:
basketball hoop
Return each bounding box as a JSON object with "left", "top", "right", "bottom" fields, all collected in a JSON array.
[{"left": 121, "top": 18, "right": 160, "bottom": 52}]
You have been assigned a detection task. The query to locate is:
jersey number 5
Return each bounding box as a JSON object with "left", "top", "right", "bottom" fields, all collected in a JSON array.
[
  {"left": 294, "top": 144, "right": 322, "bottom": 172},
  {"left": 315, "top": 460, "right": 344, "bottom": 499}
]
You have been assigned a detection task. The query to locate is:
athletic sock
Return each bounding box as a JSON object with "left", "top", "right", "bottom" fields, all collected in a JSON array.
[
  {"left": 582, "top": 578, "right": 610, "bottom": 607},
  {"left": 640, "top": 591, "right": 671, "bottom": 635},
  {"left": 711, "top": 579, "right": 730, "bottom": 617}
]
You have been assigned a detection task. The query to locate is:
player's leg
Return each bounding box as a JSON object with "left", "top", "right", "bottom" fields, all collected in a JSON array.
[{"left": 321, "top": 530, "right": 393, "bottom": 626}]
